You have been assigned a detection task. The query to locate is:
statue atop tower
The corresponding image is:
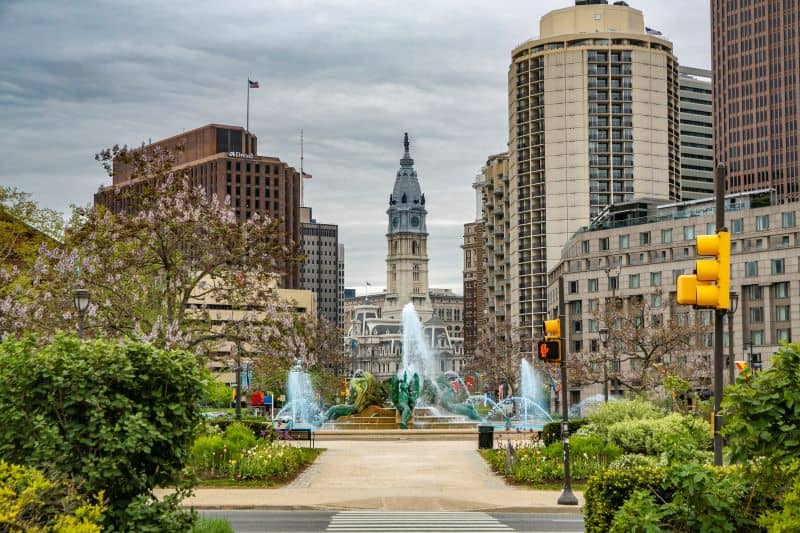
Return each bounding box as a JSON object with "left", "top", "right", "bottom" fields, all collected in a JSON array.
[{"left": 384, "top": 133, "right": 433, "bottom": 320}]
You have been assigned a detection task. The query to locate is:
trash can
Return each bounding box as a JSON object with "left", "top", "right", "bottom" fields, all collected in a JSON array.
[{"left": 478, "top": 425, "right": 494, "bottom": 449}]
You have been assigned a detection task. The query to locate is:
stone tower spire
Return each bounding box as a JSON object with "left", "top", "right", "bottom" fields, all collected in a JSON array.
[{"left": 385, "top": 133, "right": 432, "bottom": 320}]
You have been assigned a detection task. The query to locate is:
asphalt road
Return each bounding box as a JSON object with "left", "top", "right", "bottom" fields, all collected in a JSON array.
[{"left": 199, "top": 510, "right": 585, "bottom": 533}]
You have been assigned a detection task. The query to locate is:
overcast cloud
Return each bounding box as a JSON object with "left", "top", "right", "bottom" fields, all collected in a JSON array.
[{"left": 0, "top": 0, "right": 710, "bottom": 294}]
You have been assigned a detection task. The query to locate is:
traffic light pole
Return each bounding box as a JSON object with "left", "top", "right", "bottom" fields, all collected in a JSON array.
[
  {"left": 713, "top": 163, "right": 726, "bottom": 466},
  {"left": 557, "top": 275, "right": 578, "bottom": 505}
]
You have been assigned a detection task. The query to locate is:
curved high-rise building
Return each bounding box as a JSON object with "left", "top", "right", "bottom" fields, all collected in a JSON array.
[{"left": 508, "top": 0, "right": 680, "bottom": 340}]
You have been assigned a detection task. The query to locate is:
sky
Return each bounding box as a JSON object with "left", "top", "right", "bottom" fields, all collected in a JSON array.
[{"left": 0, "top": 0, "right": 711, "bottom": 294}]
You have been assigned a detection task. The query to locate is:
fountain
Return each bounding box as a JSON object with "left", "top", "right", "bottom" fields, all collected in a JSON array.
[
  {"left": 274, "top": 360, "right": 325, "bottom": 429},
  {"left": 480, "top": 359, "right": 553, "bottom": 430}
]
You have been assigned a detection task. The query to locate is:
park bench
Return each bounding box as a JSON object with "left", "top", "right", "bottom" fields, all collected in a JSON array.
[{"left": 278, "top": 428, "right": 315, "bottom": 448}]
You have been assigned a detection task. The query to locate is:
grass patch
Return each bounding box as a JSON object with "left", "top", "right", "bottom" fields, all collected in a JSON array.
[{"left": 192, "top": 517, "right": 234, "bottom": 533}]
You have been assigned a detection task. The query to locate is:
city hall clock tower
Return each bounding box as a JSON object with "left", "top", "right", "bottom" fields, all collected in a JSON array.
[{"left": 384, "top": 133, "right": 432, "bottom": 320}]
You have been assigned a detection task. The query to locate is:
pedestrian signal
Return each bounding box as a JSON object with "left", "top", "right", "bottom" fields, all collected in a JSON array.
[{"left": 537, "top": 340, "right": 561, "bottom": 363}]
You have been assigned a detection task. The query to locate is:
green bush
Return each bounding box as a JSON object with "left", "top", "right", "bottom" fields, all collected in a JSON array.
[
  {"left": 758, "top": 461, "right": 800, "bottom": 532},
  {"left": 192, "top": 517, "right": 235, "bottom": 533},
  {"left": 189, "top": 435, "right": 226, "bottom": 477},
  {"left": 224, "top": 422, "right": 257, "bottom": 457},
  {"left": 203, "top": 376, "right": 233, "bottom": 408},
  {"left": 605, "top": 413, "right": 710, "bottom": 456},
  {"left": 723, "top": 342, "right": 800, "bottom": 465},
  {"left": 584, "top": 465, "right": 667, "bottom": 533},
  {"left": 585, "top": 399, "right": 664, "bottom": 439},
  {"left": 542, "top": 418, "right": 588, "bottom": 446},
  {"left": 0, "top": 336, "right": 205, "bottom": 531},
  {"left": 609, "top": 489, "right": 664, "bottom": 533},
  {"left": 0, "top": 459, "right": 105, "bottom": 532},
  {"left": 608, "top": 454, "right": 658, "bottom": 471}
]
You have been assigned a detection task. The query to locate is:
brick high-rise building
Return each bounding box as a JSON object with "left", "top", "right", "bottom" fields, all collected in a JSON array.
[
  {"left": 95, "top": 124, "right": 302, "bottom": 288},
  {"left": 712, "top": 0, "right": 800, "bottom": 202}
]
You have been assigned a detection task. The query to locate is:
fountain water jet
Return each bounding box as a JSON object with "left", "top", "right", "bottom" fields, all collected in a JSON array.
[{"left": 274, "top": 360, "right": 324, "bottom": 428}]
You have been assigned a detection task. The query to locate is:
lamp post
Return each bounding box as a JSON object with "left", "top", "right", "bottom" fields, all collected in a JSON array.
[
  {"left": 231, "top": 342, "right": 242, "bottom": 420},
  {"left": 599, "top": 326, "right": 610, "bottom": 402},
  {"left": 727, "top": 292, "right": 739, "bottom": 385},
  {"left": 72, "top": 288, "right": 90, "bottom": 339}
]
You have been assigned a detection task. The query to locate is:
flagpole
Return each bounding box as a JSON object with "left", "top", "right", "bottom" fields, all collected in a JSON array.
[
  {"left": 246, "top": 80, "right": 250, "bottom": 132},
  {"left": 300, "top": 129, "right": 304, "bottom": 206}
]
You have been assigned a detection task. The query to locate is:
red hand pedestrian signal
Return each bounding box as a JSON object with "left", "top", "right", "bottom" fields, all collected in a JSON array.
[{"left": 537, "top": 340, "right": 561, "bottom": 363}]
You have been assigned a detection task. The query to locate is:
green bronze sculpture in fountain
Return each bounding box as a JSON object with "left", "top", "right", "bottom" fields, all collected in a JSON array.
[
  {"left": 436, "top": 373, "right": 482, "bottom": 421},
  {"left": 391, "top": 371, "right": 420, "bottom": 429},
  {"left": 324, "top": 369, "right": 384, "bottom": 421}
]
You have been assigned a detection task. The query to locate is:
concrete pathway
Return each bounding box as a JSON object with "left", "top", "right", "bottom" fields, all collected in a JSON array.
[{"left": 179, "top": 440, "right": 583, "bottom": 512}]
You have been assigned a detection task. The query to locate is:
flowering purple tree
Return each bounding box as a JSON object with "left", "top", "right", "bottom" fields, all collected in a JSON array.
[{"left": 0, "top": 145, "right": 307, "bottom": 362}]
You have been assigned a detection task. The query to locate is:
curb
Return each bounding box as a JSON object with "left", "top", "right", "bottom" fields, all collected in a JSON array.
[{"left": 188, "top": 504, "right": 584, "bottom": 513}]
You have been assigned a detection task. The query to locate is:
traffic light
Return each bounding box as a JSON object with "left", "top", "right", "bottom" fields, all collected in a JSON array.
[
  {"left": 544, "top": 319, "right": 561, "bottom": 339},
  {"left": 676, "top": 230, "right": 730, "bottom": 310},
  {"left": 537, "top": 340, "right": 561, "bottom": 363}
]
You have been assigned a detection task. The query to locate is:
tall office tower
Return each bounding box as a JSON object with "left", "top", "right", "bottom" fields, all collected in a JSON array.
[
  {"left": 679, "top": 66, "right": 715, "bottom": 200},
  {"left": 299, "top": 206, "right": 342, "bottom": 326},
  {"left": 479, "top": 153, "right": 512, "bottom": 347},
  {"left": 338, "top": 244, "right": 345, "bottom": 329},
  {"left": 95, "top": 124, "right": 302, "bottom": 288},
  {"left": 712, "top": 0, "right": 800, "bottom": 202},
  {"left": 462, "top": 219, "right": 485, "bottom": 357},
  {"left": 508, "top": 0, "right": 679, "bottom": 340}
]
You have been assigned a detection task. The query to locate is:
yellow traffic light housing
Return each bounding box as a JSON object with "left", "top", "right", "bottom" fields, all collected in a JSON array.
[
  {"left": 676, "top": 230, "right": 730, "bottom": 310},
  {"left": 544, "top": 319, "right": 561, "bottom": 339}
]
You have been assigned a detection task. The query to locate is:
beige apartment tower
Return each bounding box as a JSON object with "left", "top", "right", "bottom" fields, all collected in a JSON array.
[{"left": 508, "top": 0, "right": 679, "bottom": 341}]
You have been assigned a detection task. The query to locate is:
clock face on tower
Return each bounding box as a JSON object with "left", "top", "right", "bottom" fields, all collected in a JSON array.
[
  {"left": 410, "top": 215, "right": 420, "bottom": 227},
  {"left": 392, "top": 216, "right": 399, "bottom": 229}
]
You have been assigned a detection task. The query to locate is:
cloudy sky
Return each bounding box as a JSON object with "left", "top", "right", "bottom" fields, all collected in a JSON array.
[{"left": 0, "top": 0, "right": 710, "bottom": 293}]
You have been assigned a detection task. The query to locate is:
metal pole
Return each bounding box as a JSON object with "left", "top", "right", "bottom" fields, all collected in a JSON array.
[
  {"left": 246, "top": 81, "right": 250, "bottom": 132},
  {"left": 557, "top": 275, "right": 578, "bottom": 505},
  {"left": 713, "top": 162, "right": 726, "bottom": 466},
  {"left": 603, "top": 348, "right": 609, "bottom": 402},
  {"left": 727, "top": 307, "right": 735, "bottom": 385},
  {"left": 235, "top": 342, "right": 242, "bottom": 420}
]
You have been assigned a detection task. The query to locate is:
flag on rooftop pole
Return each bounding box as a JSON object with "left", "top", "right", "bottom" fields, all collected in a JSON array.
[
  {"left": 645, "top": 27, "right": 663, "bottom": 36},
  {"left": 246, "top": 79, "right": 260, "bottom": 132},
  {"left": 302, "top": 171, "right": 313, "bottom": 179}
]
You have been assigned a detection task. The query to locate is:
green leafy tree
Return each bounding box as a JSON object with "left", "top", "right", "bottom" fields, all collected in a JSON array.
[
  {"left": 0, "top": 335, "right": 206, "bottom": 530},
  {"left": 0, "top": 187, "right": 64, "bottom": 269},
  {"left": 723, "top": 342, "right": 800, "bottom": 465}
]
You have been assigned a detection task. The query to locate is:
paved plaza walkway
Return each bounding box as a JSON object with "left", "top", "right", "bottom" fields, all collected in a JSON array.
[{"left": 181, "top": 439, "right": 584, "bottom": 512}]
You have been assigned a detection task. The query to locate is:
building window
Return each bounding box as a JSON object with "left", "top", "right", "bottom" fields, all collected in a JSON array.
[
  {"left": 777, "top": 329, "right": 791, "bottom": 343},
  {"left": 640, "top": 232, "right": 651, "bottom": 245},
  {"left": 650, "top": 271, "right": 662, "bottom": 286},
  {"left": 756, "top": 215, "right": 770, "bottom": 231},
  {"left": 629, "top": 274, "right": 640, "bottom": 289},
  {"left": 599, "top": 237, "right": 610, "bottom": 251},
  {"left": 775, "top": 282, "right": 790, "bottom": 299},
  {"left": 573, "top": 320, "right": 582, "bottom": 333},
  {"left": 772, "top": 259, "right": 785, "bottom": 275},
  {"left": 683, "top": 225, "right": 695, "bottom": 240},
  {"left": 413, "top": 264, "right": 420, "bottom": 281},
  {"left": 745, "top": 261, "right": 759, "bottom": 277},
  {"left": 569, "top": 280, "right": 579, "bottom": 294},
  {"left": 777, "top": 305, "right": 791, "bottom": 322},
  {"left": 661, "top": 229, "right": 672, "bottom": 244},
  {"left": 749, "top": 307, "right": 764, "bottom": 323},
  {"left": 619, "top": 234, "right": 630, "bottom": 249},
  {"left": 748, "top": 285, "right": 763, "bottom": 300},
  {"left": 609, "top": 276, "right": 618, "bottom": 291},
  {"left": 573, "top": 340, "right": 583, "bottom": 353},
  {"left": 588, "top": 299, "right": 599, "bottom": 312},
  {"left": 570, "top": 300, "right": 582, "bottom": 314},
  {"left": 672, "top": 269, "right": 684, "bottom": 283},
  {"left": 782, "top": 211, "right": 796, "bottom": 228},
  {"left": 706, "top": 223, "right": 716, "bottom": 234},
  {"left": 588, "top": 278, "right": 599, "bottom": 292},
  {"left": 651, "top": 293, "right": 662, "bottom": 308},
  {"left": 731, "top": 218, "right": 744, "bottom": 234},
  {"left": 581, "top": 240, "right": 590, "bottom": 253},
  {"left": 588, "top": 319, "right": 599, "bottom": 333},
  {"left": 751, "top": 330, "right": 765, "bottom": 346}
]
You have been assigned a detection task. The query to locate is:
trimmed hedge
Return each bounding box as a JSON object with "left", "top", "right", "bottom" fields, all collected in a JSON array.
[
  {"left": 206, "top": 418, "right": 273, "bottom": 437},
  {"left": 542, "top": 418, "right": 588, "bottom": 446},
  {"left": 583, "top": 465, "right": 667, "bottom": 533}
]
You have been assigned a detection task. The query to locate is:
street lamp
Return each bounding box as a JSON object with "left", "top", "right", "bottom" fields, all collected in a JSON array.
[
  {"left": 727, "top": 292, "right": 739, "bottom": 385},
  {"left": 599, "top": 326, "right": 610, "bottom": 402},
  {"left": 72, "top": 288, "right": 90, "bottom": 338}
]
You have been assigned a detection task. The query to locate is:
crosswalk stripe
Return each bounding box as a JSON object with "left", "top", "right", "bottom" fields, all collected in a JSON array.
[{"left": 326, "top": 511, "right": 513, "bottom": 532}]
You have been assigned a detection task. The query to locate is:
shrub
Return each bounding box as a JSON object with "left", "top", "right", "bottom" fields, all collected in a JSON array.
[
  {"left": 609, "top": 489, "right": 664, "bottom": 533},
  {"left": 585, "top": 399, "right": 664, "bottom": 439},
  {"left": 758, "top": 461, "right": 800, "bottom": 532},
  {"left": 723, "top": 342, "right": 800, "bottom": 465},
  {"left": 0, "top": 459, "right": 105, "bottom": 532},
  {"left": 608, "top": 454, "right": 658, "bottom": 471},
  {"left": 605, "top": 413, "right": 710, "bottom": 456},
  {"left": 542, "top": 418, "right": 588, "bottom": 446},
  {"left": 0, "top": 336, "right": 205, "bottom": 531},
  {"left": 224, "top": 423, "right": 257, "bottom": 458},
  {"left": 584, "top": 465, "right": 667, "bottom": 533},
  {"left": 231, "top": 442, "right": 318, "bottom": 481},
  {"left": 189, "top": 435, "right": 226, "bottom": 477},
  {"left": 192, "top": 517, "right": 235, "bottom": 533}
]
